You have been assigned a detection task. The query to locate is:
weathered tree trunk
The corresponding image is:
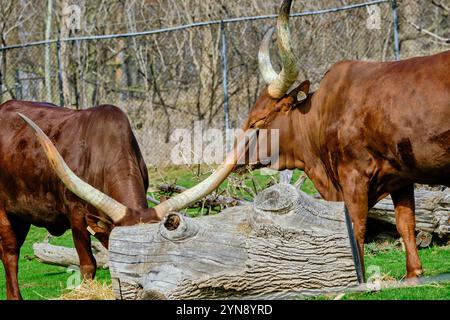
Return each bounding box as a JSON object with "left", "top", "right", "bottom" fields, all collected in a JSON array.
[
  {"left": 33, "top": 241, "right": 109, "bottom": 269},
  {"left": 109, "top": 184, "right": 359, "bottom": 300},
  {"left": 44, "top": 0, "right": 53, "bottom": 103},
  {"left": 59, "top": 0, "right": 72, "bottom": 106},
  {"left": 369, "top": 187, "right": 450, "bottom": 237}
]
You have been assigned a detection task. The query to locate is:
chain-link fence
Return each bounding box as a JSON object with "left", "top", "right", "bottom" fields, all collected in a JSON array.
[{"left": 0, "top": 0, "right": 448, "bottom": 167}]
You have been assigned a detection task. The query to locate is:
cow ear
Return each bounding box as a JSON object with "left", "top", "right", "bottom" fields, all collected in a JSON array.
[{"left": 289, "top": 80, "right": 310, "bottom": 105}]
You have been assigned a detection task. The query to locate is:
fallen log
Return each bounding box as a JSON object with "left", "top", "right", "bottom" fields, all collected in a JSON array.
[
  {"left": 369, "top": 187, "right": 450, "bottom": 238},
  {"left": 32, "top": 241, "right": 109, "bottom": 269},
  {"left": 33, "top": 185, "right": 449, "bottom": 275},
  {"left": 157, "top": 183, "right": 450, "bottom": 238},
  {"left": 109, "top": 184, "right": 359, "bottom": 300}
]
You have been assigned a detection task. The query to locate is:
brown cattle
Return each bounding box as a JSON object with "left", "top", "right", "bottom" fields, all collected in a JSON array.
[
  {"left": 191, "top": 0, "right": 448, "bottom": 278},
  {"left": 0, "top": 100, "right": 185, "bottom": 299},
  {"left": 157, "top": 0, "right": 449, "bottom": 278},
  {"left": 19, "top": 0, "right": 449, "bottom": 287}
]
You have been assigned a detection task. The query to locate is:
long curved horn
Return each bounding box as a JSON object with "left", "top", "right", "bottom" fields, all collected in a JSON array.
[
  {"left": 263, "top": 0, "right": 299, "bottom": 99},
  {"left": 258, "top": 27, "right": 278, "bottom": 85},
  {"left": 153, "top": 130, "right": 257, "bottom": 217},
  {"left": 18, "top": 113, "right": 128, "bottom": 224}
]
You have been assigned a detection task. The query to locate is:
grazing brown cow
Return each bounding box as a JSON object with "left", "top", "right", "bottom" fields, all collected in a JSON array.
[
  {"left": 18, "top": 0, "right": 449, "bottom": 288},
  {"left": 0, "top": 100, "right": 186, "bottom": 299},
  {"left": 152, "top": 0, "right": 449, "bottom": 279}
]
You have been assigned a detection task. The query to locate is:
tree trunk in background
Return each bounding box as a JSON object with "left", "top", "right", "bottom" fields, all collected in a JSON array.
[
  {"left": 59, "top": 0, "right": 71, "bottom": 106},
  {"left": 115, "top": 40, "right": 126, "bottom": 103},
  {"left": 44, "top": 0, "right": 53, "bottom": 103}
]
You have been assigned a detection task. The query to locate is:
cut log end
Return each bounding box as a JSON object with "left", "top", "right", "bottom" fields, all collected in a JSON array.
[{"left": 416, "top": 231, "right": 433, "bottom": 248}]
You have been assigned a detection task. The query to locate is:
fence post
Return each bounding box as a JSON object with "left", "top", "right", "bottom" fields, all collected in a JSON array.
[
  {"left": 220, "top": 21, "right": 231, "bottom": 152},
  {"left": 56, "top": 39, "right": 65, "bottom": 107},
  {"left": 391, "top": 0, "right": 401, "bottom": 60},
  {"left": 15, "top": 70, "right": 22, "bottom": 99}
]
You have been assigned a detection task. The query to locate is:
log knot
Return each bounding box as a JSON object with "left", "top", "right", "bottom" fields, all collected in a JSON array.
[
  {"left": 160, "top": 213, "right": 199, "bottom": 241},
  {"left": 253, "top": 183, "right": 298, "bottom": 214}
]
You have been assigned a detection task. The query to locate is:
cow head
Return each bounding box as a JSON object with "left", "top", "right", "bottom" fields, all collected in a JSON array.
[
  {"left": 240, "top": 81, "right": 311, "bottom": 171},
  {"left": 152, "top": 0, "right": 312, "bottom": 213},
  {"left": 239, "top": 0, "right": 310, "bottom": 171}
]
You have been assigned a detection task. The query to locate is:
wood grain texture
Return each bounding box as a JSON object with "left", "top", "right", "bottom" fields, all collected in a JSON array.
[
  {"left": 109, "top": 184, "right": 359, "bottom": 299},
  {"left": 369, "top": 188, "right": 450, "bottom": 237},
  {"left": 33, "top": 242, "right": 109, "bottom": 269}
]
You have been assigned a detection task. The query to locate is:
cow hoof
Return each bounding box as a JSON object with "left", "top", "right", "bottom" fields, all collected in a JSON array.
[{"left": 406, "top": 268, "right": 424, "bottom": 279}]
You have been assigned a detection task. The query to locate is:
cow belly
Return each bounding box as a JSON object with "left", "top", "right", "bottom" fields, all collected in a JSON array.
[
  {"left": 414, "top": 173, "right": 450, "bottom": 188},
  {"left": 408, "top": 151, "right": 450, "bottom": 186},
  {"left": 0, "top": 192, "right": 71, "bottom": 236}
]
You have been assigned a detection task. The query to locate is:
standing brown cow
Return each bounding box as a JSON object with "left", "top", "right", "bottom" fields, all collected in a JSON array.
[
  {"left": 20, "top": 0, "right": 449, "bottom": 285},
  {"left": 199, "top": 0, "right": 447, "bottom": 278},
  {"left": 152, "top": 0, "right": 449, "bottom": 278}
]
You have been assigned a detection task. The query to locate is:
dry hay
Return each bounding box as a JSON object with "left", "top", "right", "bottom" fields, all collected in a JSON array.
[{"left": 59, "top": 280, "right": 115, "bottom": 300}]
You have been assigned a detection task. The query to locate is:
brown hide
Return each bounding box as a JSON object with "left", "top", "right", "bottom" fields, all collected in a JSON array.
[
  {"left": 0, "top": 100, "right": 151, "bottom": 235},
  {"left": 0, "top": 100, "right": 157, "bottom": 299},
  {"left": 245, "top": 49, "right": 449, "bottom": 279},
  {"left": 314, "top": 51, "right": 449, "bottom": 203},
  {"left": 247, "top": 51, "right": 450, "bottom": 204}
]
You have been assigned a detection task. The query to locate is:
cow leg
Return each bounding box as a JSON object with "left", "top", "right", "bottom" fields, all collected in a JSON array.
[
  {"left": 391, "top": 184, "right": 423, "bottom": 278},
  {"left": 0, "top": 208, "right": 30, "bottom": 300},
  {"left": 70, "top": 205, "right": 96, "bottom": 280},
  {"left": 340, "top": 177, "right": 369, "bottom": 281}
]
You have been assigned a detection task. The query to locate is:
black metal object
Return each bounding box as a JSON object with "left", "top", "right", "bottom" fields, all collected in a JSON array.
[{"left": 344, "top": 206, "right": 364, "bottom": 284}]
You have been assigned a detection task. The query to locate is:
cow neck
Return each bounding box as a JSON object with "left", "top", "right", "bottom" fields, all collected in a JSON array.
[{"left": 292, "top": 99, "right": 343, "bottom": 202}]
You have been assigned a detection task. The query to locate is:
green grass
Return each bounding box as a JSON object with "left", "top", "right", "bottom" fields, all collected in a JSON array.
[
  {"left": 0, "top": 227, "right": 111, "bottom": 300},
  {"left": 343, "top": 282, "right": 450, "bottom": 300},
  {"left": 1, "top": 167, "right": 449, "bottom": 300},
  {"left": 344, "top": 245, "right": 450, "bottom": 300},
  {"left": 307, "top": 245, "right": 450, "bottom": 300},
  {"left": 148, "top": 167, "right": 317, "bottom": 216}
]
